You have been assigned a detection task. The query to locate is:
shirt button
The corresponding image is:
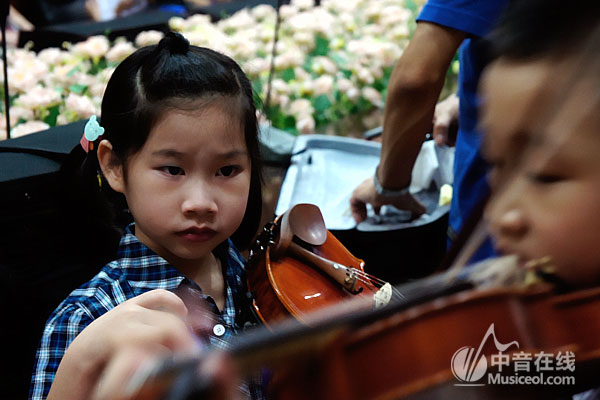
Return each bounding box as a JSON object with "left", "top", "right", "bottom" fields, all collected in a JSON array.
[{"left": 213, "top": 324, "right": 226, "bottom": 336}]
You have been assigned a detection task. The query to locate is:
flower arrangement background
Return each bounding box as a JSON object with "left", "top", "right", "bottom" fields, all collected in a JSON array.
[{"left": 0, "top": 0, "right": 457, "bottom": 140}]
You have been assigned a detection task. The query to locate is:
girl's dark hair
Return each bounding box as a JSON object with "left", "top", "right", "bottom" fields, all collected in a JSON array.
[
  {"left": 486, "top": 0, "right": 600, "bottom": 61},
  {"left": 87, "top": 32, "right": 263, "bottom": 249}
]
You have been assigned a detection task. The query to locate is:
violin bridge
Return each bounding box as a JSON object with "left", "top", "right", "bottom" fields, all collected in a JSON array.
[{"left": 373, "top": 283, "right": 393, "bottom": 308}]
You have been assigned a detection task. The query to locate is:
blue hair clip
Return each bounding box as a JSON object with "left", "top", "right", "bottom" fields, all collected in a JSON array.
[{"left": 80, "top": 115, "right": 105, "bottom": 152}]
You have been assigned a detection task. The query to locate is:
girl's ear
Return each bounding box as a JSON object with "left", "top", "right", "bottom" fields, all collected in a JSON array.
[{"left": 97, "top": 139, "right": 125, "bottom": 194}]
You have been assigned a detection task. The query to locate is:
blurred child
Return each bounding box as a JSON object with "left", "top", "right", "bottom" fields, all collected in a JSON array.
[
  {"left": 480, "top": 0, "right": 600, "bottom": 290},
  {"left": 30, "top": 31, "right": 264, "bottom": 399}
]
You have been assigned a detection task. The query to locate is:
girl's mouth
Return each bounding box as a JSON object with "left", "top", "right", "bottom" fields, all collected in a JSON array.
[{"left": 177, "top": 227, "right": 217, "bottom": 242}]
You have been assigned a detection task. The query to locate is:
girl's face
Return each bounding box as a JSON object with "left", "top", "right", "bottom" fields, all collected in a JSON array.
[
  {"left": 104, "top": 99, "right": 251, "bottom": 270},
  {"left": 480, "top": 57, "right": 600, "bottom": 287}
]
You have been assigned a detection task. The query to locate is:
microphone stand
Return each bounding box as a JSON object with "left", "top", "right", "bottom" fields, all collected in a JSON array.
[
  {"left": 1, "top": 0, "right": 10, "bottom": 139},
  {"left": 263, "top": 0, "right": 282, "bottom": 116}
]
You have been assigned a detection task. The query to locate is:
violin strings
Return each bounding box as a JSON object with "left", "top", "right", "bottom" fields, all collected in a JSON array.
[{"left": 337, "top": 265, "right": 406, "bottom": 301}]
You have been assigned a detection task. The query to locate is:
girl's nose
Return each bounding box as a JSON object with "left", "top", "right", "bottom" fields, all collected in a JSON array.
[
  {"left": 494, "top": 208, "right": 528, "bottom": 237},
  {"left": 486, "top": 195, "right": 529, "bottom": 240},
  {"left": 181, "top": 183, "right": 218, "bottom": 217},
  {"left": 485, "top": 171, "right": 530, "bottom": 241}
]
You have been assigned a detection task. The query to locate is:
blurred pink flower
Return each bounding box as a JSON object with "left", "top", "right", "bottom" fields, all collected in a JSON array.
[
  {"left": 106, "top": 41, "right": 136, "bottom": 63},
  {"left": 65, "top": 93, "right": 98, "bottom": 119},
  {"left": 38, "top": 48, "right": 69, "bottom": 66},
  {"left": 296, "top": 116, "right": 315, "bottom": 134},
  {"left": 362, "top": 86, "right": 384, "bottom": 108},
  {"left": 10, "top": 121, "right": 50, "bottom": 138},
  {"left": 289, "top": 98, "right": 314, "bottom": 116},
  {"left": 16, "top": 86, "right": 61, "bottom": 110},
  {"left": 73, "top": 36, "right": 110, "bottom": 59},
  {"left": 313, "top": 75, "right": 334, "bottom": 96},
  {"left": 134, "top": 30, "right": 164, "bottom": 47}
]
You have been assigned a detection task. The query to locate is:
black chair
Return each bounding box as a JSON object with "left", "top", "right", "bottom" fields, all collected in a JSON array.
[
  {"left": 17, "top": 0, "right": 289, "bottom": 52},
  {"left": 0, "top": 121, "right": 122, "bottom": 398},
  {"left": 18, "top": 7, "right": 184, "bottom": 51}
]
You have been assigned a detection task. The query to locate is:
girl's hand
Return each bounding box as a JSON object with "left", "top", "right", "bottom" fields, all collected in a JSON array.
[{"left": 48, "top": 289, "right": 202, "bottom": 400}]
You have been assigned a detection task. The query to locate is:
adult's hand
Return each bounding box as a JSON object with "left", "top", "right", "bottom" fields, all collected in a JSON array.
[
  {"left": 432, "top": 93, "right": 459, "bottom": 146},
  {"left": 350, "top": 177, "right": 426, "bottom": 223},
  {"left": 84, "top": 0, "right": 101, "bottom": 21}
]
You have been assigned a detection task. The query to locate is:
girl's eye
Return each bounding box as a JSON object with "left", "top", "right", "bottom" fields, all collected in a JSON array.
[
  {"left": 161, "top": 166, "right": 184, "bottom": 176},
  {"left": 217, "top": 165, "right": 239, "bottom": 177},
  {"left": 527, "top": 172, "right": 563, "bottom": 184}
]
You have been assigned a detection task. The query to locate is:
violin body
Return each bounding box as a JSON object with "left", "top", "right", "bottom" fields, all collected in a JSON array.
[
  {"left": 247, "top": 224, "right": 379, "bottom": 327},
  {"left": 267, "top": 285, "right": 600, "bottom": 399},
  {"left": 126, "top": 282, "right": 600, "bottom": 400}
]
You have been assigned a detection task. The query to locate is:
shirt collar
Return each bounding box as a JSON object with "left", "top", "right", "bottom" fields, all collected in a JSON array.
[{"left": 114, "top": 224, "right": 247, "bottom": 300}]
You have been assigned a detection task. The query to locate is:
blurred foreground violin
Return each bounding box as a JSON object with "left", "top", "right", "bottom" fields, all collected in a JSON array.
[{"left": 122, "top": 205, "right": 600, "bottom": 400}]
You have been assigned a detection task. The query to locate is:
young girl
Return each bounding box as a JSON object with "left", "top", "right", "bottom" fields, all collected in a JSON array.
[{"left": 30, "top": 32, "right": 265, "bottom": 399}]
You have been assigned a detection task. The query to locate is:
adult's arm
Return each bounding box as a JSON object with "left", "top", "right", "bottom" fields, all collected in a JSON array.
[
  {"left": 379, "top": 21, "right": 465, "bottom": 189},
  {"left": 350, "top": 22, "right": 465, "bottom": 222}
]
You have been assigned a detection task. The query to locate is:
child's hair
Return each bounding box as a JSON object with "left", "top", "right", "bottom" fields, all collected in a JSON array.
[
  {"left": 487, "top": 0, "right": 600, "bottom": 61},
  {"left": 86, "top": 32, "right": 263, "bottom": 249}
]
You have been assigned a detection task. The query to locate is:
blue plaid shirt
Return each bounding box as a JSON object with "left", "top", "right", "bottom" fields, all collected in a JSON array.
[{"left": 30, "top": 225, "right": 264, "bottom": 399}]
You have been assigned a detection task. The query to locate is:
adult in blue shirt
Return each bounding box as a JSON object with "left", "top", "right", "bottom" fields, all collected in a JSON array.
[{"left": 350, "top": 0, "right": 508, "bottom": 263}]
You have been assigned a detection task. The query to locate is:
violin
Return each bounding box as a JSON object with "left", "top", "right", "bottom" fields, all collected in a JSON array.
[
  {"left": 246, "top": 203, "right": 397, "bottom": 327},
  {"left": 125, "top": 276, "right": 600, "bottom": 399},
  {"left": 268, "top": 283, "right": 600, "bottom": 399},
  {"left": 123, "top": 205, "right": 600, "bottom": 399}
]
